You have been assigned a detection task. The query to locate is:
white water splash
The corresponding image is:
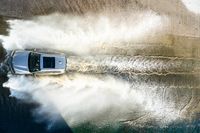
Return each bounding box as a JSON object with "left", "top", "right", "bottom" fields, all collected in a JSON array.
[
  {"left": 182, "top": 0, "right": 200, "bottom": 14},
  {"left": 4, "top": 75, "right": 180, "bottom": 126},
  {"left": 0, "top": 11, "right": 179, "bottom": 127},
  {"left": 0, "top": 11, "right": 166, "bottom": 55}
]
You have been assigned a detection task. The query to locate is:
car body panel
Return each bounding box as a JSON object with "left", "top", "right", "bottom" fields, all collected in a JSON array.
[
  {"left": 10, "top": 50, "right": 66, "bottom": 75},
  {"left": 11, "top": 50, "right": 31, "bottom": 74}
]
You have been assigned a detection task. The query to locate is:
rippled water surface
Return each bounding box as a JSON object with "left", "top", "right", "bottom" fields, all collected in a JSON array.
[{"left": 0, "top": 0, "right": 200, "bottom": 133}]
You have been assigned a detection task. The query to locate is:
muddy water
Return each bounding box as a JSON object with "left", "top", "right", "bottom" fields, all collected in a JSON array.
[{"left": 0, "top": 0, "right": 200, "bottom": 133}]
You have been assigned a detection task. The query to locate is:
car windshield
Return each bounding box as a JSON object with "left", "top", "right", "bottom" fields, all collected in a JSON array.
[{"left": 28, "top": 52, "right": 40, "bottom": 72}]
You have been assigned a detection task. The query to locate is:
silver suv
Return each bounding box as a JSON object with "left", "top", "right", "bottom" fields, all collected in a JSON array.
[{"left": 9, "top": 50, "right": 66, "bottom": 75}]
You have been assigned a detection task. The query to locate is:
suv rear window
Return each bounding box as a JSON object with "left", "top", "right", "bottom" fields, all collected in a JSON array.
[{"left": 43, "top": 57, "right": 55, "bottom": 68}]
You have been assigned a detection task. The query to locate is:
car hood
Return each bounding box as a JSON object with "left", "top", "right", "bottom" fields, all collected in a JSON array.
[{"left": 12, "top": 51, "right": 31, "bottom": 74}]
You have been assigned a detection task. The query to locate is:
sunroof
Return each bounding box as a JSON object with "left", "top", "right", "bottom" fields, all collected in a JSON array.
[{"left": 43, "top": 57, "right": 55, "bottom": 68}]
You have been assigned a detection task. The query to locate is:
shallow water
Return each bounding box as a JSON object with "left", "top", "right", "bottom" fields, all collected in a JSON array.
[{"left": 0, "top": 1, "right": 200, "bottom": 133}]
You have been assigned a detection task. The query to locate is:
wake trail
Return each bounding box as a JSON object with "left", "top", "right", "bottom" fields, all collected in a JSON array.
[{"left": 67, "top": 55, "right": 200, "bottom": 75}]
